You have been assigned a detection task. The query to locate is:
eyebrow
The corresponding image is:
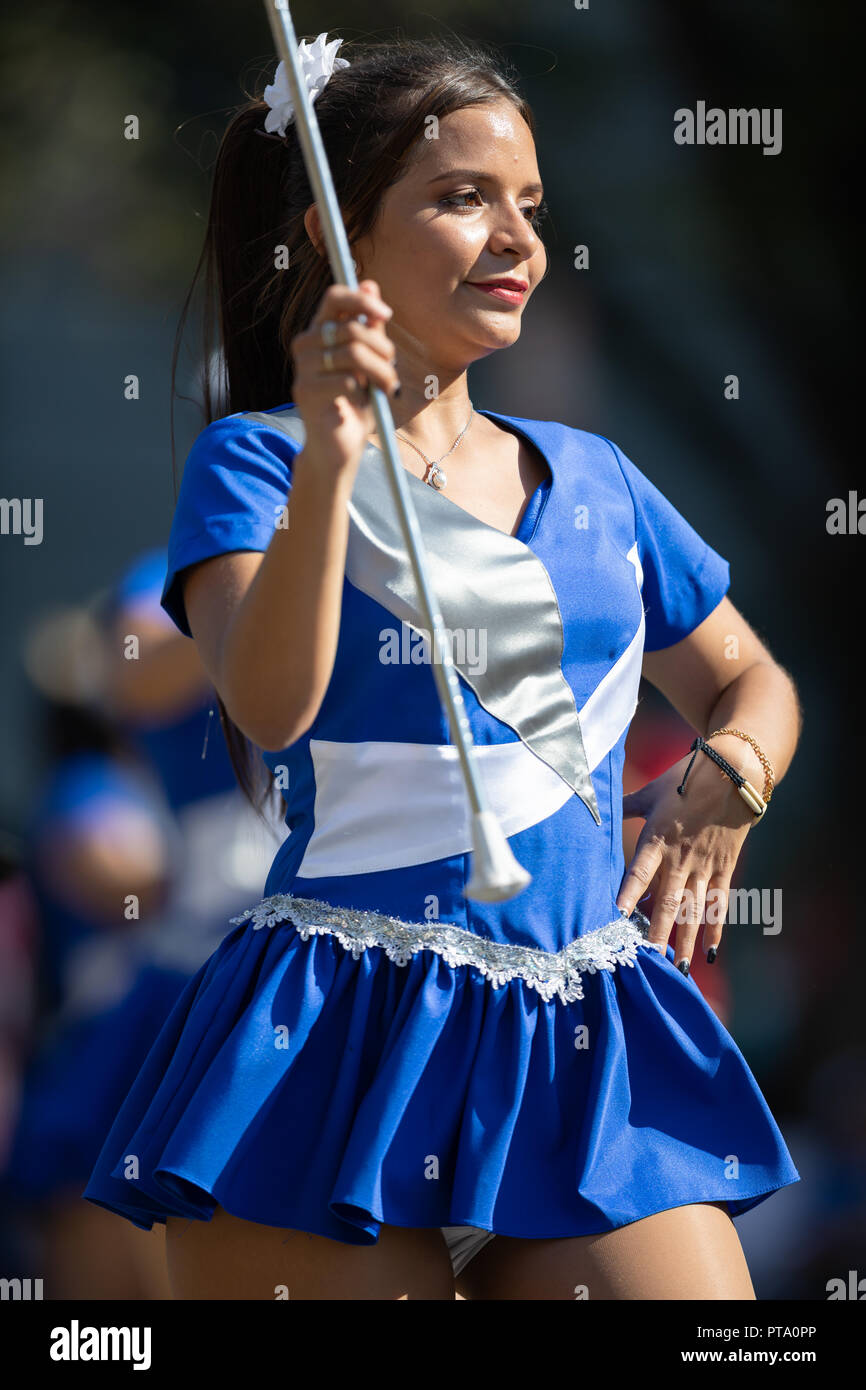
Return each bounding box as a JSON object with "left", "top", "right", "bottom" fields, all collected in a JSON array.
[{"left": 426, "top": 168, "right": 545, "bottom": 195}]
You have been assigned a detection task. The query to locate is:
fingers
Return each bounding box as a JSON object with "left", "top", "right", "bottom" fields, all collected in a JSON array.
[
  {"left": 619, "top": 826, "right": 732, "bottom": 974},
  {"left": 672, "top": 876, "right": 708, "bottom": 975},
  {"left": 319, "top": 316, "right": 396, "bottom": 364},
  {"left": 616, "top": 834, "right": 665, "bottom": 918},
  {"left": 309, "top": 279, "right": 393, "bottom": 329},
  {"left": 309, "top": 332, "right": 398, "bottom": 397},
  {"left": 646, "top": 871, "right": 690, "bottom": 955},
  {"left": 665, "top": 874, "right": 729, "bottom": 971},
  {"left": 701, "top": 878, "right": 729, "bottom": 962},
  {"left": 295, "top": 280, "right": 399, "bottom": 399}
]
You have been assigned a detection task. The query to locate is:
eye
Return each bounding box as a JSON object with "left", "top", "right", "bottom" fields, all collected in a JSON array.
[
  {"left": 439, "top": 188, "right": 485, "bottom": 211},
  {"left": 440, "top": 188, "right": 548, "bottom": 230}
]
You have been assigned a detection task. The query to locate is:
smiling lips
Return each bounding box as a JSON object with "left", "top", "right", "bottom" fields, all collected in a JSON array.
[{"left": 466, "top": 278, "right": 528, "bottom": 305}]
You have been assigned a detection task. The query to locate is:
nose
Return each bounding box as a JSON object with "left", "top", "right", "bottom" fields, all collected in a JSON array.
[{"left": 488, "top": 199, "right": 542, "bottom": 264}]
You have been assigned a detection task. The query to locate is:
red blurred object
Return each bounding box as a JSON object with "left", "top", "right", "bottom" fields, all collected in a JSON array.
[{"left": 0, "top": 869, "right": 41, "bottom": 1166}]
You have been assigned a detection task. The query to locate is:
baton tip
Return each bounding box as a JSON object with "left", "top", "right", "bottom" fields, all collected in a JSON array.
[{"left": 463, "top": 811, "right": 532, "bottom": 903}]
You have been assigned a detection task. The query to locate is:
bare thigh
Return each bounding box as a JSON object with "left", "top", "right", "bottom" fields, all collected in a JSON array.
[
  {"left": 165, "top": 1204, "right": 456, "bottom": 1300},
  {"left": 455, "top": 1201, "right": 755, "bottom": 1300},
  {"left": 44, "top": 1194, "right": 171, "bottom": 1299}
]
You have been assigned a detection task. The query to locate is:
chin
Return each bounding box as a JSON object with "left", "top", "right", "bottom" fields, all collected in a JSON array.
[
  {"left": 433, "top": 314, "right": 519, "bottom": 359},
  {"left": 477, "top": 321, "right": 523, "bottom": 350}
]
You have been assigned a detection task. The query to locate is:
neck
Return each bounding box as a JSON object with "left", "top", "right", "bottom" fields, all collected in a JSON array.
[{"left": 369, "top": 366, "right": 475, "bottom": 453}]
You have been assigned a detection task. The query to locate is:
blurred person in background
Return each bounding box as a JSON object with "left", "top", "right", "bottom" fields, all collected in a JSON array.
[
  {"left": 1, "top": 550, "right": 283, "bottom": 1299},
  {"left": 0, "top": 609, "right": 178, "bottom": 1298},
  {"left": 97, "top": 547, "right": 285, "bottom": 982}
]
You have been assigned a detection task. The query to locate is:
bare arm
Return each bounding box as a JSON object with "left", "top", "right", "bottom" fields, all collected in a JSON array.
[
  {"left": 182, "top": 449, "right": 357, "bottom": 750},
  {"left": 617, "top": 594, "right": 803, "bottom": 966},
  {"left": 640, "top": 594, "right": 802, "bottom": 792},
  {"left": 179, "top": 280, "right": 398, "bottom": 752}
]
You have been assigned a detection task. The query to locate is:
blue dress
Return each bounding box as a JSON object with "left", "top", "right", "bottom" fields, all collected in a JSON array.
[{"left": 83, "top": 403, "right": 800, "bottom": 1241}]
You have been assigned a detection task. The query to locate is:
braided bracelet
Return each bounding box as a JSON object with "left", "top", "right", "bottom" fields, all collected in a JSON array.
[
  {"left": 676, "top": 736, "right": 768, "bottom": 818},
  {"left": 708, "top": 726, "right": 775, "bottom": 803}
]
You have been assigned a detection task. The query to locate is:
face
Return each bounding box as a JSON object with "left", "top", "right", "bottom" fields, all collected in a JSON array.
[{"left": 311, "top": 100, "right": 548, "bottom": 373}]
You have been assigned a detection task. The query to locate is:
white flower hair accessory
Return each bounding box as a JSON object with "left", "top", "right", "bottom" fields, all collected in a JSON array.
[{"left": 262, "top": 32, "right": 350, "bottom": 138}]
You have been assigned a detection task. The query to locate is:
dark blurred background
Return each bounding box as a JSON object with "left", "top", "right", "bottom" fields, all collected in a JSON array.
[{"left": 0, "top": 0, "right": 861, "bottom": 1298}]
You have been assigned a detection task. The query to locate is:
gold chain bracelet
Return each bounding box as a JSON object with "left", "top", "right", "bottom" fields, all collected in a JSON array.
[{"left": 707, "top": 727, "right": 775, "bottom": 804}]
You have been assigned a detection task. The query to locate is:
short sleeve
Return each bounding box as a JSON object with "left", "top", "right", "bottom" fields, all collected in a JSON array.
[
  {"left": 606, "top": 437, "right": 731, "bottom": 651},
  {"left": 161, "top": 412, "right": 301, "bottom": 637}
]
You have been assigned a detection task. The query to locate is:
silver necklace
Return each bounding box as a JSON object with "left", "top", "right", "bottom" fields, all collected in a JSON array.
[{"left": 394, "top": 404, "right": 475, "bottom": 491}]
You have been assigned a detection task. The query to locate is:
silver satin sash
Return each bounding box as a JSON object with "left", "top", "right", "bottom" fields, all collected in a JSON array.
[{"left": 245, "top": 407, "right": 601, "bottom": 824}]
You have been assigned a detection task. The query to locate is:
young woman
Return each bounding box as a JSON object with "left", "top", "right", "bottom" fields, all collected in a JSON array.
[{"left": 85, "top": 33, "right": 801, "bottom": 1300}]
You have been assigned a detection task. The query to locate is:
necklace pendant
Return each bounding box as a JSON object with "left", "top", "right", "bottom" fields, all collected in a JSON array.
[{"left": 427, "top": 462, "right": 447, "bottom": 490}]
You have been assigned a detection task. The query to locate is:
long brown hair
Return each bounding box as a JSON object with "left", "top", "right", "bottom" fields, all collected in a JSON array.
[{"left": 170, "top": 32, "right": 538, "bottom": 815}]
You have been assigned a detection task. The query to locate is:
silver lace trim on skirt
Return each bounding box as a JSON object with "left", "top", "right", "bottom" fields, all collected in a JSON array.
[{"left": 229, "top": 893, "right": 659, "bottom": 1004}]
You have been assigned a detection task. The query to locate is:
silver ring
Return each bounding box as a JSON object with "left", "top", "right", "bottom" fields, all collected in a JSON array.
[
  {"left": 321, "top": 320, "right": 339, "bottom": 347},
  {"left": 322, "top": 348, "right": 335, "bottom": 371}
]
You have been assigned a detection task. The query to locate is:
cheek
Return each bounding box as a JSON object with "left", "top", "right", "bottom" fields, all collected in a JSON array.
[
  {"left": 410, "top": 214, "right": 488, "bottom": 271},
  {"left": 378, "top": 224, "right": 478, "bottom": 301},
  {"left": 443, "top": 220, "right": 493, "bottom": 265}
]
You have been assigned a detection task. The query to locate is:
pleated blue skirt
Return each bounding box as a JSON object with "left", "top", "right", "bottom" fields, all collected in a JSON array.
[{"left": 82, "top": 913, "right": 800, "bottom": 1241}]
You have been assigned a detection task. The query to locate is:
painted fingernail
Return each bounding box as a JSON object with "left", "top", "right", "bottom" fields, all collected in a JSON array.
[
  {"left": 707, "top": 946, "right": 718, "bottom": 964},
  {"left": 677, "top": 959, "right": 690, "bottom": 977}
]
